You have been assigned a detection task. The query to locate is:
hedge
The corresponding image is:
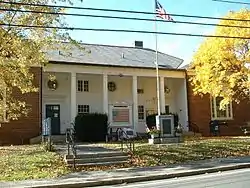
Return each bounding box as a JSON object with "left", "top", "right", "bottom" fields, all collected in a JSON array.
[{"left": 74, "top": 113, "right": 108, "bottom": 142}]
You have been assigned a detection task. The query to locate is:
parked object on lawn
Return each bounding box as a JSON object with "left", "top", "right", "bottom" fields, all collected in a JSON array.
[
  {"left": 209, "top": 120, "right": 228, "bottom": 136},
  {"left": 117, "top": 127, "right": 137, "bottom": 140}
]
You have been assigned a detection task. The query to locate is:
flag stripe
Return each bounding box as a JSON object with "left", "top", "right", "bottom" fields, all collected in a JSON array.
[
  {"left": 155, "top": 0, "right": 174, "bottom": 21},
  {"left": 112, "top": 109, "right": 130, "bottom": 123}
]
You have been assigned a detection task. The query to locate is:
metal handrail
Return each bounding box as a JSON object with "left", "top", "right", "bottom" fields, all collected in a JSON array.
[
  {"left": 66, "top": 126, "right": 77, "bottom": 169},
  {"left": 188, "top": 121, "right": 200, "bottom": 135},
  {"left": 117, "top": 128, "right": 135, "bottom": 154}
]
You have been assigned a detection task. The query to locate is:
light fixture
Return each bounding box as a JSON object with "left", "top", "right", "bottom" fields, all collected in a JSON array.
[{"left": 164, "top": 86, "right": 170, "bottom": 94}]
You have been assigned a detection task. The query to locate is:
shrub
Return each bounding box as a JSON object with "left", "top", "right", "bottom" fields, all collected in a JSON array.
[{"left": 74, "top": 113, "right": 108, "bottom": 142}]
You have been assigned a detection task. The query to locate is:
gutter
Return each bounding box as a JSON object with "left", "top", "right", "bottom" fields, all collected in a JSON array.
[{"left": 48, "top": 61, "right": 186, "bottom": 72}]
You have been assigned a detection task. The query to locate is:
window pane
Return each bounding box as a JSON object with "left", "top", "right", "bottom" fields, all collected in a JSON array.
[
  {"left": 215, "top": 97, "right": 227, "bottom": 118},
  {"left": 165, "top": 105, "right": 169, "bottom": 114},
  {"left": 84, "top": 80, "right": 89, "bottom": 92},
  {"left": 77, "top": 80, "right": 83, "bottom": 92},
  {"left": 211, "top": 98, "right": 215, "bottom": 118},
  {"left": 228, "top": 103, "right": 232, "bottom": 118},
  {"left": 138, "top": 105, "right": 144, "bottom": 120}
]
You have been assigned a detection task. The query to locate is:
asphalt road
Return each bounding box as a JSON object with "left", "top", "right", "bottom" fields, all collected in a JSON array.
[{"left": 97, "top": 168, "right": 250, "bottom": 188}]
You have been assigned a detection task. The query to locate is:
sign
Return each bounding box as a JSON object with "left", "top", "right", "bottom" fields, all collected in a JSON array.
[
  {"left": 42, "top": 118, "right": 51, "bottom": 136},
  {"left": 109, "top": 105, "right": 132, "bottom": 127}
]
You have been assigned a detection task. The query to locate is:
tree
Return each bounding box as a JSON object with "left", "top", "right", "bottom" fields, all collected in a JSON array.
[
  {"left": 191, "top": 9, "right": 250, "bottom": 108},
  {"left": 0, "top": 1, "right": 83, "bottom": 122}
]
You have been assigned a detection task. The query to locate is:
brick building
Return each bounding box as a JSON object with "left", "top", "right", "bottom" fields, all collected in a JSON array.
[{"left": 0, "top": 42, "right": 248, "bottom": 145}]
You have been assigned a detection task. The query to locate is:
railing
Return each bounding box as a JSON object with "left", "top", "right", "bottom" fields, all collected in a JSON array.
[
  {"left": 117, "top": 128, "right": 135, "bottom": 154},
  {"left": 66, "top": 126, "right": 77, "bottom": 169},
  {"left": 188, "top": 121, "right": 200, "bottom": 135},
  {"left": 42, "top": 118, "right": 52, "bottom": 149}
]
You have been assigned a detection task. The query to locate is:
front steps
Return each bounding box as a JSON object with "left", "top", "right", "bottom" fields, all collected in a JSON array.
[{"left": 65, "top": 150, "right": 129, "bottom": 167}]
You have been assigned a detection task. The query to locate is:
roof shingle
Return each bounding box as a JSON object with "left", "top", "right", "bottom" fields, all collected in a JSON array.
[{"left": 47, "top": 43, "right": 184, "bottom": 69}]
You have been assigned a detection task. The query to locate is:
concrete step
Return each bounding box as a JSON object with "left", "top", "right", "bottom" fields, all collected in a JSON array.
[
  {"left": 66, "top": 160, "right": 129, "bottom": 167},
  {"left": 65, "top": 155, "right": 129, "bottom": 164},
  {"left": 66, "top": 151, "right": 127, "bottom": 159}
]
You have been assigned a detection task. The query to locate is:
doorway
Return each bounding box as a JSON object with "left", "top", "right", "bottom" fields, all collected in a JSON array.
[{"left": 45, "top": 104, "right": 61, "bottom": 135}]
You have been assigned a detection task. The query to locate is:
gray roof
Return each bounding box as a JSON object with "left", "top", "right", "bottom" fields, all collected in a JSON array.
[
  {"left": 47, "top": 43, "right": 184, "bottom": 69},
  {"left": 179, "top": 64, "right": 190, "bottom": 69}
]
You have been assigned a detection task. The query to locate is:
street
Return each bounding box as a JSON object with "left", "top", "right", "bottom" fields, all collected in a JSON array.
[{"left": 97, "top": 168, "right": 250, "bottom": 188}]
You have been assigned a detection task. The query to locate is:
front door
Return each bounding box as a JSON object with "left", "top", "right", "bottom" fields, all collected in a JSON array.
[{"left": 45, "top": 104, "right": 61, "bottom": 135}]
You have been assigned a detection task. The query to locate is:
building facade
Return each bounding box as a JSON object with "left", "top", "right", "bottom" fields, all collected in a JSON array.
[{"left": 0, "top": 42, "right": 249, "bottom": 145}]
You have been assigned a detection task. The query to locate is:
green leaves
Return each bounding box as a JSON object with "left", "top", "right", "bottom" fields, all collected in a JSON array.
[{"left": 191, "top": 9, "right": 250, "bottom": 108}]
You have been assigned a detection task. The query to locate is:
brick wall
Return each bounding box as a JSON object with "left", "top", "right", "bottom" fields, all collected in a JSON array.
[
  {"left": 187, "top": 75, "right": 250, "bottom": 136},
  {"left": 0, "top": 67, "right": 42, "bottom": 145}
]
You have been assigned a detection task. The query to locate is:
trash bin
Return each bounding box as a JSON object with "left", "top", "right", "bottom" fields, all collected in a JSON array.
[{"left": 209, "top": 120, "right": 220, "bottom": 136}]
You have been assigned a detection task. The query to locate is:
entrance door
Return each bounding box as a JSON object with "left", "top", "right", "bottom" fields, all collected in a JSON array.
[{"left": 45, "top": 104, "right": 61, "bottom": 135}]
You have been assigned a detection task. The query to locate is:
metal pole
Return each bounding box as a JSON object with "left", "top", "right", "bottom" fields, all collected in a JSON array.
[{"left": 154, "top": 0, "right": 161, "bottom": 130}]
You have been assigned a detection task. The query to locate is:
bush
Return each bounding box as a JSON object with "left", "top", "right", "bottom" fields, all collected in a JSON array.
[{"left": 74, "top": 113, "right": 108, "bottom": 142}]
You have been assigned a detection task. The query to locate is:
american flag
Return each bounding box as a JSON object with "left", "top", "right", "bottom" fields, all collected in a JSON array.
[
  {"left": 155, "top": 0, "right": 174, "bottom": 21},
  {"left": 112, "top": 109, "right": 130, "bottom": 123}
]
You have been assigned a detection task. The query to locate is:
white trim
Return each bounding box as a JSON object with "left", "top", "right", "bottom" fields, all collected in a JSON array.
[
  {"left": 103, "top": 74, "right": 108, "bottom": 114},
  {"left": 210, "top": 97, "right": 233, "bottom": 120},
  {"left": 44, "top": 64, "right": 186, "bottom": 78},
  {"left": 160, "top": 76, "right": 166, "bottom": 113},
  {"left": 132, "top": 76, "right": 138, "bottom": 129},
  {"left": 70, "top": 72, "right": 77, "bottom": 122}
]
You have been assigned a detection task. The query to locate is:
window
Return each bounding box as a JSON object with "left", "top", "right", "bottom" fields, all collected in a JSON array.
[
  {"left": 138, "top": 105, "right": 145, "bottom": 120},
  {"left": 77, "top": 80, "right": 83, "bottom": 92},
  {"left": 78, "top": 105, "right": 90, "bottom": 114},
  {"left": 77, "top": 80, "right": 89, "bottom": 92},
  {"left": 83, "top": 80, "right": 89, "bottom": 92},
  {"left": 108, "top": 81, "right": 116, "bottom": 92},
  {"left": 211, "top": 97, "right": 233, "bottom": 120},
  {"left": 165, "top": 105, "right": 170, "bottom": 114}
]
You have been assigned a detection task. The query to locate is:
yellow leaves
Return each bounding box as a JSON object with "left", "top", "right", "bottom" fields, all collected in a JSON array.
[
  {"left": 191, "top": 8, "right": 250, "bottom": 107},
  {"left": 0, "top": 0, "right": 84, "bottom": 122}
]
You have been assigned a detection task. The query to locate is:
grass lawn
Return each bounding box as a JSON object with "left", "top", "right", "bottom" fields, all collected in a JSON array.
[
  {"left": 96, "top": 137, "right": 250, "bottom": 167},
  {"left": 0, "top": 144, "right": 69, "bottom": 181}
]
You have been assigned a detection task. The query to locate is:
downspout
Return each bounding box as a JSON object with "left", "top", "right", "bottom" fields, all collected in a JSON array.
[
  {"left": 40, "top": 67, "right": 43, "bottom": 135},
  {"left": 185, "top": 70, "right": 190, "bottom": 131}
]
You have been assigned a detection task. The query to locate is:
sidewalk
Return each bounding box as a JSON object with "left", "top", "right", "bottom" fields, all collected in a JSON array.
[{"left": 1, "top": 156, "right": 250, "bottom": 188}]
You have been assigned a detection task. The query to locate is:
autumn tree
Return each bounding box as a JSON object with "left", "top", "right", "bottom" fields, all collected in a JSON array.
[
  {"left": 191, "top": 9, "right": 250, "bottom": 108},
  {"left": 0, "top": 1, "right": 82, "bottom": 122}
]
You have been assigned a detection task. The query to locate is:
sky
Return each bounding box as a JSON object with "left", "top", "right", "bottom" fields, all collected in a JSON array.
[{"left": 62, "top": 0, "right": 248, "bottom": 67}]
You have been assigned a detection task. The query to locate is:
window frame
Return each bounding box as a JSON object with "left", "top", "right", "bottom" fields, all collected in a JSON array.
[
  {"left": 77, "top": 80, "right": 83, "bottom": 92},
  {"left": 138, "top": 105, "right": 145, "bottom": 121},
  {"left": 77, "top": 104, "right": 90, "bottom": 114},
  {"left": 83, "top": 80, "right": 89, "bottom": 92},
  {"left": 210, "top": 97, "right": 233, "bottom": 120}
]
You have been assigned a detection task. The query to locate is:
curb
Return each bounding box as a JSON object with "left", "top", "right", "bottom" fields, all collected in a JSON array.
[{"left": 31, "top": 163, "right": 250, "bottom": 188}]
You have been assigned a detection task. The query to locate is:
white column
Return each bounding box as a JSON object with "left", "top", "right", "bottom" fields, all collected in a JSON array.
[
  {"left": 103, "top": 74, "right": 108, "bottom": 115},
  {"left": 160, "top": 76, "right": 166, "bottom": 113},
  {"left": 183, "top": 78, "right": 189, "bottom": 131},
  {"left": 132, "top": 75, "right": 138, "bottom": 130},
  {"left": 71, "top": 72, "right": 76, "bottom": 123}
]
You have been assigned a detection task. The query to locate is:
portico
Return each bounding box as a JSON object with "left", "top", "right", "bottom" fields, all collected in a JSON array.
[{"left": 42, "top": 63, "right": 188, "bottom": 134}]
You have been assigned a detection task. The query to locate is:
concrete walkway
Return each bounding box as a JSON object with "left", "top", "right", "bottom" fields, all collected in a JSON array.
[
  {"left": 55, "top": 143, "right": 121, "bottom": 155},
  {"left": 1, "top": 156, "right": 250, "bottom": 188}
]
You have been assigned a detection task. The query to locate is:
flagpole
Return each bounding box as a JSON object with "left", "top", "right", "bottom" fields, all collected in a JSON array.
[{"left": 154, "top": 0, "right": 161, "bottom": 130}]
